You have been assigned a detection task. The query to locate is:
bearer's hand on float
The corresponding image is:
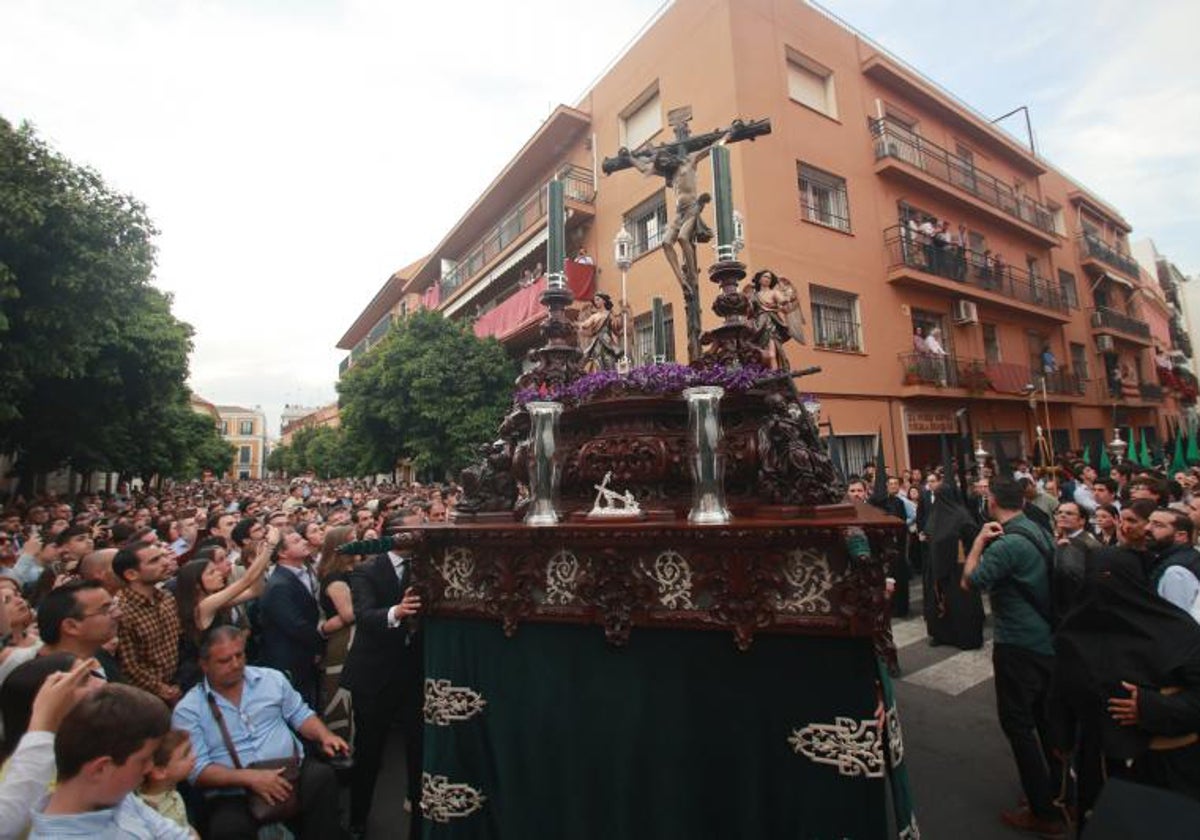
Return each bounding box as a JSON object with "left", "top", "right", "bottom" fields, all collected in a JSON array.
[{"left": 389, "top": 587, "right": 422, "bottom": 623}]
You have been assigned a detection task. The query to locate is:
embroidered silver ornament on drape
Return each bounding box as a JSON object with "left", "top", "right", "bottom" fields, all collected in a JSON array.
[
  {"left": 787, "top": 716, "right": 885, "bottom": 778},
  {"left": 775, "top": 548, "right": 836, "bottom": 614},
  {"left": 886, "top": 703, "right": 904, "bottom": 767},
  {"left": 439, "top": 547, "right": 484, "bottom": 600},
  {"left": 423, "top": 678, "right": 488, "bottom": 726},
  {"left": 544, "top": 549, "right": 582, "bottom": 605},
  {"left": 899, "top": 815, "right": 921, "bottom": 839},
  {"left": 421, "top": 773, "right": 487, "bottom": 823},
  {"left": 638, "top": 549, "right": 695, "bottom": 609}
]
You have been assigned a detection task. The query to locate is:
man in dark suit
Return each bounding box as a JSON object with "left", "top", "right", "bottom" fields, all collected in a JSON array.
[
  {"left": 258, "top": 531, "right": 323, "bottom": 707},
  {"left": 342, "top": 509, "right": 424, "bottom": 835}
]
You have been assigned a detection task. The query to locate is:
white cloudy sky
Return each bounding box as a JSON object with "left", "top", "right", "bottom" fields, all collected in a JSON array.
[{"left": 2, "top": 0, "right": 1196, "bottom": 434}]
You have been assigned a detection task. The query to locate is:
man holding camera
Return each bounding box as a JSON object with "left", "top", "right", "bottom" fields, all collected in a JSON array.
[{"left": 962, "top": 476, "right": 1063, "bottom": 836}]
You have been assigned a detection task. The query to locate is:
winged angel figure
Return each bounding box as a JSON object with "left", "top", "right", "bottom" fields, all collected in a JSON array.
[{"left": 745, "top": 269, "right": 807, "bottom": 371}]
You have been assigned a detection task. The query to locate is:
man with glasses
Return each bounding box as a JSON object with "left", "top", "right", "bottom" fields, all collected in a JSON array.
[
  {"left": 37, "top": 580, "right": 123, "bottom": 681},
  {"left": 114, "top": 542, "right": 182, "bottom": 705},
  {"left": 1052, "top": 502, "right": 1098, "bottom": 617}
]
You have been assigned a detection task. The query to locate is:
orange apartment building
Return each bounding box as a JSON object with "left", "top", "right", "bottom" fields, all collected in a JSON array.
[{"left": 337, "top": 0, "right": 1193, "bottom": 474}]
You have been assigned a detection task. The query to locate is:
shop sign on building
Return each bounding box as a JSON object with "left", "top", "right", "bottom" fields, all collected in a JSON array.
[{"left": 904, "top": 408, "right": 958, "bottom": 435}]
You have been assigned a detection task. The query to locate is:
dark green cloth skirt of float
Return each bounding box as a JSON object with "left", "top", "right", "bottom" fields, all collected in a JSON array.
[{"left": 420, "top": 617, "right": 917, "bottom": 839}]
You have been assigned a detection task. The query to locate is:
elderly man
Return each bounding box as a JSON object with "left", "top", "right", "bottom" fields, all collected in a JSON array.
[{"left": 172, "top": 627, "right": 349, "bottom": 840}]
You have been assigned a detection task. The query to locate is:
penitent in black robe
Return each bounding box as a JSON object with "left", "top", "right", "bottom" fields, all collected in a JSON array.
[
  {"left": 921, "top": 488, "right": 985, "bottom": 649},
  {"left": 1053, "top": 549, "right": 1200, "bottom": 809}
]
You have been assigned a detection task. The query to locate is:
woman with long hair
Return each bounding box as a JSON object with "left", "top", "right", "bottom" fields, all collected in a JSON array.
[
  {"left": 173, "top": 542, "right": 271, "bottom": 691},
  {"left": 1093, "top": 503, "right": 1120, "bottom": 546},
  {"left": 301, "top": 521, "right": 326, "bottom": 566},
  {"left": 317, "top": 525, "right": 359, "bottom": 741}
]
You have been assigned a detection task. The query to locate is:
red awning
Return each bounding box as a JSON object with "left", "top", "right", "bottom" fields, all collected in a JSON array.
[{"left": 473, "top": 263, "right": 595, "bottom": 342}]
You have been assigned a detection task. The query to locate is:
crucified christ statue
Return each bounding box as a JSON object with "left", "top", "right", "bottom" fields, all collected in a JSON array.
[{"left": 603, "top": 110, "right": 771, "bottom": 362}]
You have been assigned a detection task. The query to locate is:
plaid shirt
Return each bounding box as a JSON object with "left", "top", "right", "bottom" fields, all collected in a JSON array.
[{"left": 116, "top": 586, "right": 181, "bottom": 696}]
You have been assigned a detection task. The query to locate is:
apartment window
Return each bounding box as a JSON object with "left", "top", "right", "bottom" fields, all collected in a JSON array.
[
  {"left": 953, "top": 143, "right": 977, "bottom": 193},
  {"left": 1049, "top": 204, "right": 1066, "bottom": 236},
  {"left": 620, "top": 84, "right": 661, "bottom": 151},
  {"left": 798, "top": 163, "right": 850, "bottom": 232},
  {"left": 1070, "top": 342, "right": 1090, "bottom": 380},
  {"left": 633, "top": 304, "right": 675, "bottom": 365},
  {"left": 786, "top": 50, "right": 837, "bottom": 118},
  {"left": 811, "top": 285, "right": 861, "bottom": 351},
  {"left": 239, "top": 445, "right": 251, "bottom": 465},
  {"left": 625, "top": 191, "right": 668, "bottom": 258},
  {"left": 967, "top": 231, "right": 987, "bottom": 270},
  {"left": 239, "top": 420, "right": 254, "bottom": 435},
  {"left": 238, "top": 470, "right": 250, "bottom": 480},
  {"left": 830, "top": 434, "right": 878, "bottom": 477},
  {"left": 220, "top": 420, "right": 229, "bottom": 435},
  {"left": 1058, "top": 269, "right": 1079, "bottom": 309},
  {"left": 983, "top": 324, "right": 1001, "bottom": 364}
]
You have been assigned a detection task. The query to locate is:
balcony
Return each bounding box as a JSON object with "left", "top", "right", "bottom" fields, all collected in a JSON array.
[
  {"left": 1091, "top": 306, "right": 1152, "bottom": 345},
  {"left": 1078, "top": 233, "right": 1140, "bottom": 280},
  {"left": 870, "top": 118, "right": 1059, "bottom": 245},
  {"left": 1041, "top": 369, "right": 1087, "bottom": 397},
  {"left": 899, "top": 353, "right": 1086, "bottom": 400},
  {"left": 884, "top": 226, "right": 1069, "bottom": 320},
  {"left": 439, "top": 164, "right": 595, "bottom": 299}
]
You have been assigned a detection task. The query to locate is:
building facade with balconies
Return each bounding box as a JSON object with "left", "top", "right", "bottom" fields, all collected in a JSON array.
[{"left": 338, "top": 0, "right": 1183, "bottom": 473}]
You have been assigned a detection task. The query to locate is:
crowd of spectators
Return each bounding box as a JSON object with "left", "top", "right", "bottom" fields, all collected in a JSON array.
[
  {"left": 0, "top": 477, "right": 457, "bottom": 838},
  {"left": 849, "top": 451, "right": 1200, "bottom": 836}
]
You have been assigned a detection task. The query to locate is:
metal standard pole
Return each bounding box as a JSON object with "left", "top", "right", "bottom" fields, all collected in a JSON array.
[
  {"left": 1041, "top": 376, "right": 1054, "bottom": 462},
  {"left": 621, "top": 267, "right": 630, "bottom": 364}
]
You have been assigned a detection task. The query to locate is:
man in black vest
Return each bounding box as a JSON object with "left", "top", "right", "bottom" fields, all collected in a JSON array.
[{"left": 342, "top": 509, "right": 424, "bottom": 835}]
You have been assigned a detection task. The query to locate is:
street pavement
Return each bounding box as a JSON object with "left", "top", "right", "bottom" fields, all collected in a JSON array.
[{"left": 893, "top": 584, "right": 1031, "bottom": 840}]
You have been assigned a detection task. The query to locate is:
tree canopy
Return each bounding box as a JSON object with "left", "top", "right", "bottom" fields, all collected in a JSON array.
[
  {"left": 337, "top": 310, "right": 517, "bottom": 479},
  {"left": 0, "top": 117, "right": 225, "bottom": 485},
  {"left": 267, "top": 425, "right": 360, "bottom": 480}
]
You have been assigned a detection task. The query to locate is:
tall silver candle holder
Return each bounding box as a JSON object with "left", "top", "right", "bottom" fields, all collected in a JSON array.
[
  {"left": 524, "top": 401, "right": 563, "bottom": 526},
  {"left": 683, "top": 386, "right": 731, "bottom": 525}
]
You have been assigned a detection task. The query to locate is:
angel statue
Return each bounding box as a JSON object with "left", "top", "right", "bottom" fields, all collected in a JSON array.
[
  {"left": 745, "top": 269, "right": 807, "bottom": 371},
  {"left": 576, "top": 292, "right": 629, "bottom": 372}
]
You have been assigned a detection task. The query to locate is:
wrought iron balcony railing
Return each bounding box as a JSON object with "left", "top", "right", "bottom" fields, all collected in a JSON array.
[
  {"left": 1139, "top": 382, "right": 1164, "bottom": 401},
  {"left": 1079, "top": 233, "right": 1140, "bottom": 278},
  {"left": 1091, "top": 306, "right": 1151, "bottom": 340},
  {"left": 439, "top": 164, "right": 595, "bottom": 297},
  {"left": 885, "top": 226, "right": 1067, "bottom": 312},
  {"left": 870, "top": 118, "right": 1057, "bottom": 235}
]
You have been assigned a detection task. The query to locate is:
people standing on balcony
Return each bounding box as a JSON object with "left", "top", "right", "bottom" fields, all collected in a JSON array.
[
  {"left": 573, "top": 248, "right": 594, "bottom": 265},
  {"left": 1040, "top": 346, "right": 1058, "bottom": 377},
  {"left": 517, "top": 268, "right": 535, "bottom": 288},
  {"left": 932, "top": 220, "right": 952, "bottom": 278},
  {"left": 953, "top": 223, "right": 969, "bottom": 280},
  {"left": 924, "top": 327, "right": 949, "bottom": 387},
  {"left": 918, "top": 216, "right": 937, "bottom": 271},
  {"left": 991, "top": 252, "right": 1007, "bottom": 290}
]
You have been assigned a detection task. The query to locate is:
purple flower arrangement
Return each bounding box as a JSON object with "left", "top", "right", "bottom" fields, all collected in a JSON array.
[{"left": 516, "top": 363, "right": 773, "bottom": 407}]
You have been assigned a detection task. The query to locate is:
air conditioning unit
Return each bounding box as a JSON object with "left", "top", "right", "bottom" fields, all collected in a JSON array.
[
  {"left": 1096, "top": 335, "right": 1116, "bottom": 353},
  {"left": 952, "top": 299, "right": 979, "bottom": 325}
]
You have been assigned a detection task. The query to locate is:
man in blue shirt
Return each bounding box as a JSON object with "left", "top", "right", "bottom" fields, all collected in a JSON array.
[
  {"left": 962, "top": 476, "right": 1063, "bottom": 837},
  {"left": 172, "top": 626, "right": 350, "bottom": 839}
]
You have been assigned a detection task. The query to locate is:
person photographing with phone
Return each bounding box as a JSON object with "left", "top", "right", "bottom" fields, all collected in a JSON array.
[{"left": 961, "top": 476, "right": 1064, "bottom": 836}]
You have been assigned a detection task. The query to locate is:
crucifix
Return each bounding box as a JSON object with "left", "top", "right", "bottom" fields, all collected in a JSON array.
[{"left": 603, "top": 108, "right": 770, "bottom": 362}]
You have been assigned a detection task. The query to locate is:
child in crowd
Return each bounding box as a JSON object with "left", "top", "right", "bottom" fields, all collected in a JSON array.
[
  {"left": 135, "top": 729, "right": 195, "bottom": 832},
  {"left": 28, "top": 683, "right": 192, "bottom": 839}
]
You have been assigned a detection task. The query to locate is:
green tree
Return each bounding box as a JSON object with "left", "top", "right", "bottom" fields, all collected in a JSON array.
[
  {"left": 0, "top": 117, "right": 202, "bottom": 487},
  {"left": 338, "top": 310, "right": 517, "bottom": 479}
]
